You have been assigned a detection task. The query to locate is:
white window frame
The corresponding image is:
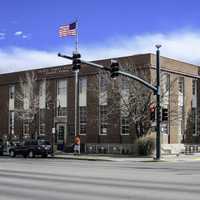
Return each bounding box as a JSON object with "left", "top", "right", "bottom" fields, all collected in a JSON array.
[
  {"left": 39, "top": 81, "right": 46, "bottom": 109},
  {"left": 120, "top": 111, "right": 130, "bottom": 136},
  {"left": 79, "top": 77, "right": 87, "bottom": 107},
  {"left": 99, "top": 105, "right": 108, "bottom": 135},
  {"left": 99, "top": 75, "right": 108, "bottom": 135},
  {"left": 57, "top": 79, "right": 67, "bottom": 117},
  {"left": 9, "top": 85, "right": 15, "bottom": 110}
]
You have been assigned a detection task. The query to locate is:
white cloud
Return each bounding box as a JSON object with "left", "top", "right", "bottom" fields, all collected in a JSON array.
[
  {"left": 22, "top": 35, "right": 28, "bottom": 39},
  {"left": 0, "top": 32, "right": 6, "bottom": 40},
  {"left": 81, "top": 31, "right": 200, "bottom": 65},
  {"left": 0, "top": 48, "right": 69, "bottom": 73},
  {"left": 14, "top": 31, "right": 23, "bottom": 36},
  {"left": 14, "top": 31, "right": 30, "bottom": 39},
  {"left": 1, "top": 30, "right": 200, "bottom": 73}
]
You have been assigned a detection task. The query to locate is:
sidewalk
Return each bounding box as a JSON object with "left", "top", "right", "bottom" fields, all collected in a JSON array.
[{"left": 52, "top": 152, "right": 200, "bottom": 162}]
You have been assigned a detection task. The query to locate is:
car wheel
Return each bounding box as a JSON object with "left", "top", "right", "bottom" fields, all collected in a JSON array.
[
  {"left": 23, "top": 154, "right": 27, "bottom": 158},
  {"left": 28, "top": 150, "right": 34, "bottom": 158},
  {"left": 41, "top": 154, "right": 47, "bottom": 158},
  {"left": 10, "top": 150, "right": 15, "bottom": 157}
]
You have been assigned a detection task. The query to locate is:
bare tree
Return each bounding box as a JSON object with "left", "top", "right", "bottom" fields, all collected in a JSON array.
[
  {"left": 92, "top": 61, "right": 152, "bottom": 138},
  {"left": 14, "top": 72, "right": 39, "bottom": 139},
  {"left": 14, "top": 71, "right": 50, "bottom": 139},
  {"left": 92, "top": 60, "right": 184, "bottom": 139}
]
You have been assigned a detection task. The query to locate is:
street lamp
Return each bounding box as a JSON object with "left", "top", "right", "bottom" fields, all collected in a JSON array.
[{"left": 155, "top": 44, "right": 161, "bottom": 160}]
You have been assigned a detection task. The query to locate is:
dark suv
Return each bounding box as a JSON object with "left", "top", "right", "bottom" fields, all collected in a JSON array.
[
  {"left": 0, "top": 139, "right": 4, "bottom": 156},
  {"left": 9, "top": 139, "right": 52, "bottom": 158}
]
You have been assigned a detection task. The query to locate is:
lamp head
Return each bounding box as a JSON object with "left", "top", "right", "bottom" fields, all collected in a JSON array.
[{"left": 155, "top": 44, "right": 162, "bottom": 49}]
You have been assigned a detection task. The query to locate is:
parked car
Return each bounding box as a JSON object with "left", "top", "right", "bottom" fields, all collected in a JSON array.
[
  {"left": 0, "top": 139, "right": 4, "bottom": 156},
  {"left": 9, "top": 139, "right": 52, "bottom": 158}
]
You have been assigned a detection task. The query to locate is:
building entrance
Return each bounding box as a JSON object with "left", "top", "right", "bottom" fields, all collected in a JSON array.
[{"left": 56, "top": 123, "right": 67, "bottom": 151}]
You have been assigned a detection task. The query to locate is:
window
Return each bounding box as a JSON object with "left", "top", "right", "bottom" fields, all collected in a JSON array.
[
  {"left": 58, "top": 126, "right": 65, "bottom": 140},
  {"left": 99, "top": 105, "right": 108, "bottom": 135},
  {"left": 39, "top": 81, "right": 46, "bottom": 109},
  {"left": 162, "top": 73, "right": 170, "bottom": 92},
  {"left": 120, "top": 78, "right": 129, "bottom": 106},
  {"left": 23, "top": 83, "right": 30, "bottom": 110},
  {"left": 9, "top": 85, "right": 15, "bottom": 99},
  {"left": 79, "top": 106, "right": 87, "bottom": 135},
  {"left": 191, "top": 80, "right": 198, "bottom": 136},
  {"left": 57, "top": 79, "right": 67, "bottom": 116},
  {"left": 178, "top": 77, "right": 184, "bottom": 94},
  {"left": 192, "top": 79, "right": 197, "bottom": 96},
  {"left": 192, "top": 108, "right": 197, "bottom": 136},
  {"left": 79, "top": 78, "right": 87, "bottom": 134},
  {"left": 58, "top": 80, "right": 67, "bottom": 96},
  {"left": 178, "top": 106, "right": 184, "bottom": 141},
  {"left": 99, "top": 75, "right": 108, "bottom": 106},
  {"left": 192, "top": 79, "right": 197, "bottom": 109},
  {"left": 23, "top": 120, "right": 30, "bottom": 136},
  {"left": 9, "top": 111, "right": 15, "bottom": 135},
  {"left": 39, "top": 109, "right": 46, "bottom": 135},
  {"left": 99, "top": 75, "right": 109, "bottom": 135},
  {"left": 120, "top": 78, "right": 130, "bottom": 135},
  {"left": 79, "top": 78, "right": 87, "bottom": 106},
  {"left": 9, "top": 85, "right": 15, "bottom": 110},
  {"left": 120, "top": 114, "right": 130, "bottom": 135}
]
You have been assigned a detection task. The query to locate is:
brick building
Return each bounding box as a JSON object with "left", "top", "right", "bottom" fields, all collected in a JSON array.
[{"left": 0, "top": 53, "right": 199, "bottom": 153}]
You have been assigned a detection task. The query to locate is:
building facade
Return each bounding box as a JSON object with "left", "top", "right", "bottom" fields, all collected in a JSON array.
[{"left": 0, "top": 53, "right": 199, "bottom": 153}]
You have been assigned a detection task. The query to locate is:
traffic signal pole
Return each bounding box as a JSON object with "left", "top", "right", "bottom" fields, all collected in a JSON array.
[
  {"left": 155, "top": 45, "right": 161, "bottom": 160},
  {"left": 58, "top": 45, "right": 162, "bottom": 160}
]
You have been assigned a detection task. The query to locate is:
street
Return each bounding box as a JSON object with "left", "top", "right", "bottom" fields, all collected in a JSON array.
[{"left": 0, "top": 157, "right": 200, "bottom": 200}]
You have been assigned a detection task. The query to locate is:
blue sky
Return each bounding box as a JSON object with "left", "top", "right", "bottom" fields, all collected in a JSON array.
[{"left": 1, "top": 0, "right": 200, "bottom": 72}]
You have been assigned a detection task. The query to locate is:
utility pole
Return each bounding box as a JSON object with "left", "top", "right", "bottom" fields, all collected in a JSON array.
[{"left": 155, "top": 44, "right": 161, "bottom": 160}]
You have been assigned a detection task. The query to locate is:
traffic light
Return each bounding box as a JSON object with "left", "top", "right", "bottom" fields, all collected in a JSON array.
[
  {"left": 110, "top": 60, "right": 119, "bottom": 78},
  {"left": 149, "top": 104, "right": 156, "bottom": 121},
  {"left": 162, "top": 108, "right": 168, "bottom": 121},
  {"left": 72, "top": 52, "right": 81, "bottom": 71}
]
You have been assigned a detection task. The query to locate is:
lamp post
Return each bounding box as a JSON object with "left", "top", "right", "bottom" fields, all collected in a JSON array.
[
  {"left": 155, "top": 44, "right": 161, "bottom": 160},
  {"left": 74, "top": 69, "right": 79, "bottom": 137},
  {"left": 72, "top": 52, "right": 81, "bottom": 137}
]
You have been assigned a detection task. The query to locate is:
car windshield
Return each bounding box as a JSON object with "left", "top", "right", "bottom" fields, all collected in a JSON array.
[{"left": 38, "top": 140, "right": 50, "bottom": 145}]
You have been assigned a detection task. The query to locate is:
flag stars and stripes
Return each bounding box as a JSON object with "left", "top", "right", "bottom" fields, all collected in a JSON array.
[{"left": 59, "top": 22, "right": 77, "bottom": 37}]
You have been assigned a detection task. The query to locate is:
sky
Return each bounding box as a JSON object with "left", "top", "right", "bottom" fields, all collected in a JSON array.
[{"left": 1, "top": 0, "right": 200, "bottom": 73}]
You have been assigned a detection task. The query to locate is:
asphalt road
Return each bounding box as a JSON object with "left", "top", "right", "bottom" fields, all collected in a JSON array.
[{"left": 0, "top": 157, "right": 200, "bottom": 200}]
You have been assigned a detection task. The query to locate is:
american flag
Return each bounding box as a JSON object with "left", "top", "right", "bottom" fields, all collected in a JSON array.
[{"left": 58, "top": 22, "right": 77, "bottom": 37}]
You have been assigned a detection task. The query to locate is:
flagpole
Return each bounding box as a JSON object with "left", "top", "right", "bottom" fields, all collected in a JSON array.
[{"left": 75, "top": 19, "right": 78, "bottom": 52}]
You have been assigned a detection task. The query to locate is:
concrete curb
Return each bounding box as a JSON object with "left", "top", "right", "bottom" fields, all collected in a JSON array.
[
  {"left": 52, "top": 153, "right": 200, "bottom": 162},
  {"left": 52, "top": 154, "right": 156, "bottom": 162}
]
